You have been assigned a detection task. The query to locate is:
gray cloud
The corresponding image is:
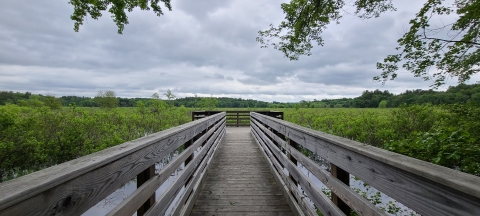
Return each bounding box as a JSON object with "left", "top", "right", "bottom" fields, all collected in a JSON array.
[{"left": 0, "top": 0, "right": 470, "bottom": 102}]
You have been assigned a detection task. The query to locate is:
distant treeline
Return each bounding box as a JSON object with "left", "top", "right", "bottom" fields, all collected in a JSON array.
[
  {"left": 1, "top": 83, "right": 479, "bottom": 108},
  {"left": 313, "top": 83, "right": 480, "bottom": 108}
]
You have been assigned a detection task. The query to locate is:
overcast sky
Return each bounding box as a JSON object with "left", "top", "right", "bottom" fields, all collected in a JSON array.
[{"left": 0, "top": 0, "right": 478, "bottom": 102}]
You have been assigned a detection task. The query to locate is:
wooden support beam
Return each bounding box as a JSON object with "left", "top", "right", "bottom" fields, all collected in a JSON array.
[
  {"left": 250, "top": 112, "right": 480, "bottom": 216},
  {"left": 287, "top": 139, "right": 299, "bottom": 193},
  {"left": 331, "top": 164, "right": 350, "bottom": 216},
  {"left": 137, "top": 165, "right": 155, "bottom": 216}
]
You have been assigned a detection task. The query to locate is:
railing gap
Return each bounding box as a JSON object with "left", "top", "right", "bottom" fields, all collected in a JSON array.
[
  {"left": 137, "top": 165, "right": 155, "bottom": 216},
  {"left": 331, "top": 164, "right": 351, "bottom": 216}
]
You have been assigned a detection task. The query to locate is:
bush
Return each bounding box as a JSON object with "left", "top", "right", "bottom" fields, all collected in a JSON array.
[
  {"left": 283, "top": 105, "right": 480, "bottom": 176},
  {"left": 0, "top": 105, "right": 191, "bottom": 182}
]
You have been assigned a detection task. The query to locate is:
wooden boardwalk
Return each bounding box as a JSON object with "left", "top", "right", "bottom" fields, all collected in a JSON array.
[
  {"left": 191, "top": 127, "right": 294, "bottom": 216},
  {"left": 2, "top": 112, "right": 480, "bottom": 216}
]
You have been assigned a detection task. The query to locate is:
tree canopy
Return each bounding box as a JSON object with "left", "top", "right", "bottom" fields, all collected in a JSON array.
[
  {"left": 69, "top": 0, "right": 172, "bottom": 34},
  {"left": 256, "top": 0, "right": 480, "bottom": 87},
  {"left": 95, "top": 90, "right": 119, "bottom": 108}
]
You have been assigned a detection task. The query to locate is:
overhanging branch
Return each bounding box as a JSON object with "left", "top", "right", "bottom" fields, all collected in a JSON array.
[{"left": 421, "top": 36, "right": 480, "bottom": 46}]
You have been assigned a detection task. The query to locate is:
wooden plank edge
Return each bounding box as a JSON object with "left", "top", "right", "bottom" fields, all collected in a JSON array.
[
  {"left": 252, "top": 126, "right": 316, "bottom": 216},
  {"left": 252, "top": 113, "right": 480, "bottom": 215},
  {"left": 252, "top": 117, "right": 385, "bottom": 216},
  {"left": 251, "top": 123, "right": 344, "bottom": 216},
  {"left": 177, "top": 128, "right": 225, "bottom": 216},
  {"left": 106, "top": 120, "right": 225, "bottom": 216},
  {"left": 251, "top": 127, "right": 304, "bottom": 216},
  {"left": 288, "top": 146, "right": 385, "bottom": 216},
  {"left": 0, "top": 114, "right": 226, "bottom": 215},
  {"left": 0, "top": 112, "right": 226, "bottom": 211},
  {"left": 143, "top": 125, "right": 223, "bottom": 215},
  {"left": 251, "top": 113, "right": 480, "bottom": 199}
]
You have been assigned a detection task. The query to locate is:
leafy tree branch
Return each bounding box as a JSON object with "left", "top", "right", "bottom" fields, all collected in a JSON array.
[
  {"left": 258, "top": 0, "right": 480, "bottom": 87},
  {"left": 69, "top": 0, "right": 172, "bottom": 34}
]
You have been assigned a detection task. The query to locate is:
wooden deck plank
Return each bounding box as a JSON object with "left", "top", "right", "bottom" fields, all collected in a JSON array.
[{"left": 190, "top": 127, "right": 294, "bottom": 215}]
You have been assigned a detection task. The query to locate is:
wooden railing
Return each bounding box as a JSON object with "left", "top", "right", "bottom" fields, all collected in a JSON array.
[
  {"left": 3, "top": 110, "right": 479, "bottom": 216},
  {"left": 0, "top": 112, "right": 226, "bottom": 216},
  {"left": 250, "top": 112, "right": 480, "bottom": 216},
  {"left": 193, "top": 110, "right": 283, "bottom": 127},
  {"left": 193, "top": 110, "right": 250, "bottom": 126}
]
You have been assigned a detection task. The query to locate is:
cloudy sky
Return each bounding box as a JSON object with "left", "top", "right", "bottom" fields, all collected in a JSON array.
[{"left": 0, "top": 0, "right": 478, "bottom": 102}]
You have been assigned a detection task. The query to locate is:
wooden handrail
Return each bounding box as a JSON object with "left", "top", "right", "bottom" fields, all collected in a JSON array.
[
  {"left": 193, "top": 110, "right": 283, "bottom": 127},
  {"left": 250, "top": 112, "right": 480, "bottom": 216},
  {"left": 0, "top": 112, "right": 226, "bottom": 216}
]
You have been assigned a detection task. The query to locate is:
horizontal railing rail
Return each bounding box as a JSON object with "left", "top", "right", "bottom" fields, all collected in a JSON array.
[
  {"left": 193, "top": 110, "right": 283, "bottom": 127},
  {"left": 250, "top": 112, "right": 480, "bottom": 216},
  {"left": 0, "top": 112, "right": 226, "bottom": 216}
]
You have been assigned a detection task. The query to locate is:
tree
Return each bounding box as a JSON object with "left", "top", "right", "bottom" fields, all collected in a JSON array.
[
  {"left": 378, "top": 100, "right": 388, "bottom": 108},
  {"left": 43, "top": 96, "right": 63, "bottom": 109},
  {"left": 150, "top": 93, "right": 167, "bottom": 114},
  {"left": 95, "top": 90, "right": 119, "bottom": 108},
  {"left": 69, "top": 0, "right": 172, "bottom": 34},
  {"left": 151, "top": 93, "right": 160, "bottom": 100},
  {"left": 199, "top": 96, "right": 218, "bottom": 110},
  {"left": 164, "top": 89, "right": 176, "bottom": 107},
  {"left": 257, "top": 0, "right": 480, "bottom": 87}
]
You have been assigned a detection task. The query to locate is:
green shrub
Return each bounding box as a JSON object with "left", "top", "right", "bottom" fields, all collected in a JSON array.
[{"left": 0, "top": 105, "right": 191, "bottom": 182}]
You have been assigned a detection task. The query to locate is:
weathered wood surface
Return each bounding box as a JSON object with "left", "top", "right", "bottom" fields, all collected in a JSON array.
[
  {"left": 251, "top": 122, "right": 344, "bottom": 216},
  {"left": 251, "top": 124, "right": 311, "bottom": 216},
  {"left": 190, "top": 127, "right": 295, "bottom": 215},
  {"left": 251, "top": 117, "right": 385, "bottom": 216},
  {"left": 251, "top": 112, "right": 480, "bottom": 216},
  {"left": 225, "top": 111, "right": 251, "bottom": 127},
  {"left": 174, "top": 128, "right": 224, "bottom": 216},
  {"left": 0, "top": 112, "right": 225, "bottom": 216},
  {"left": 226, "top": 124, "right": 250, "bottom": 127},
  {"left": 108, "top": 120, "right": 225, "bottom": 216},
  {"left": 145, "top": 126, "right": 225, "bottom": 215}
]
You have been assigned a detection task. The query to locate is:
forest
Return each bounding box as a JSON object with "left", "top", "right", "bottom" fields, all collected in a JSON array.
[{"left": 1, "top": 83, "right": 479, "bottom": 109}]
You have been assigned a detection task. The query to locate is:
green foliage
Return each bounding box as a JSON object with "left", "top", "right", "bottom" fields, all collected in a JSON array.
[
  {"left": 385, "top": 102, "right": 480, "bottom": 175},
  {"left": 390, "top": 104, "right": 438, "bottom": 140},
  {"left": 18, "top": 98, "right": 44, "bottom": 108},
  {"left": 164, "top": 89, "right": 176, "bottom": 101},
  {"left": 0, "top": 105, "right": 191, "bottom": 182},
  {"left": 150, "top": 96, "right": 168, "bottom": 114},
  {"left": 2, "top": 83, "right": 479, "bottom": 109},
  {"left": 259, "top": 0, "right": 480, "bottom": 86},
  {"left": 199, "top": 97, "right": 218, "bottom": 110},
  {"left": 95, "top": 90, "right": 119, "bottom": 108},
  {"left": 285, "top": 108, "right": 394, "bottom": 147},
  {"left": 283, "top": 104, "right": 480, "bottom": 176},
  {"left": 176, "top": 97, "right": 272, "bottom": 108},
  {"left": 385, "top": 128, "right": 480, "bottom": 175},
  {"left": 42, "top": 96, "right": 63, "bottom": 109},
  {"left": 378, "top": 100, "right": 387, "bottom": 108},
  {"left": 376, "top": 0, "right": 480, "bottom": 87},
  {"left": 68, "top": 0, "right": 172, "bottom": 34},
  {"left": 257, "top": 0, "right": 395, "bottom": 60}
]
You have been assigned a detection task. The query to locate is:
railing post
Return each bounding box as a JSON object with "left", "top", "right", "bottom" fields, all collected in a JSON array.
[
  {"left": 137, "top": 165, "right": 155, "bottom": 216},
  {"left": 184, "top": 138, "right": 195, "bottom": 167},
  {"left": 287, "top": 139, "right": 299, "bottom": 199},
  {"left": 235, "top": 112, "right": 238, "bottom": 127},
  {"left": 331, "top": 164, "right": 351, "bottom": 216},
  {"left": 184, "top": 122, "right": 207, "bottom": 175}
]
